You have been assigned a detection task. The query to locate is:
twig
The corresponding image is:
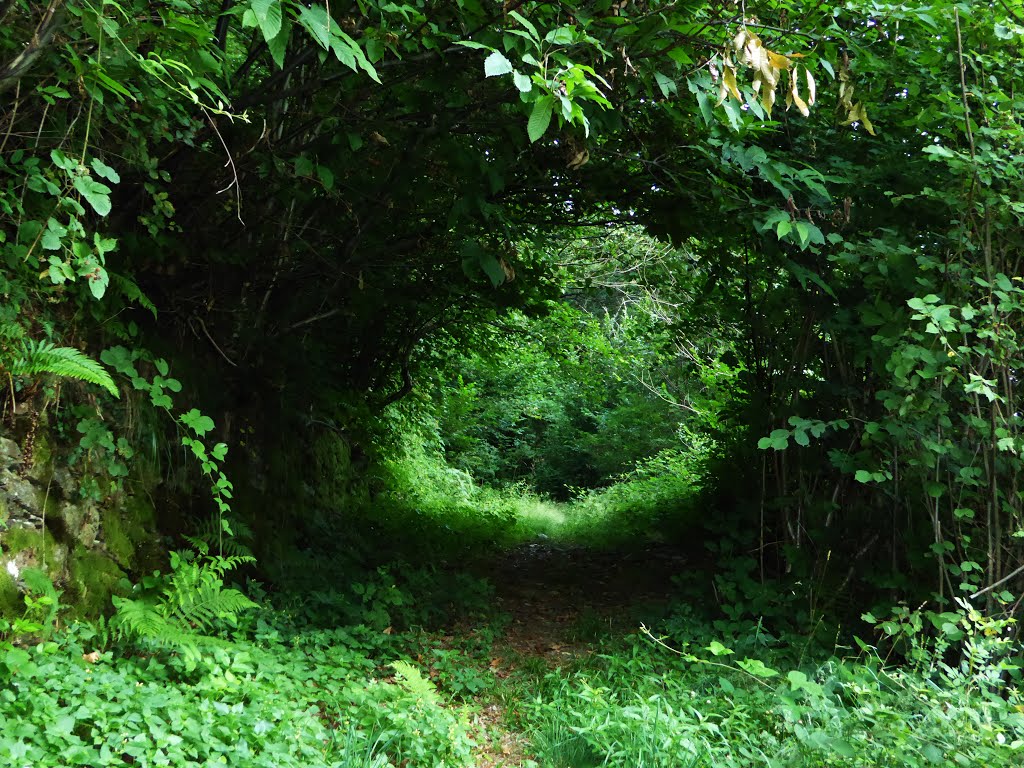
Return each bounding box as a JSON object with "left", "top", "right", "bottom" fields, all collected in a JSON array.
[
  {"left": 970, "top": 561, "right": 1024, "bottom": 600},
  {"left": 287, "top": 307, "right": 343, "bottom": 332},
  {"left": 954, "top": 9, "right": 976, "bottom": 160},
  {"left": 202, "top": 106, "right": 244, "bottom": 225},
  {"left": 0, "top": 79, "right": 19, "bottom": 155},
  {"left": 191, "top": 317, "right": 238, "bottom": 367}
]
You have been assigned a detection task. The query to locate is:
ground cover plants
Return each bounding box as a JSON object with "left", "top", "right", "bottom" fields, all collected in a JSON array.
[
  {"left": 4, "top": 498, "right": 1024, "bottom": 767},
  {"left": 5, "top": 1, "right": 1024, "bottom": 766}
]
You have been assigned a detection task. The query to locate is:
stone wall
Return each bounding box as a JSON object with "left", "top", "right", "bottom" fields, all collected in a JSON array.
[{"left": 0, "top": 431, "right": 159, "bottom": 618}]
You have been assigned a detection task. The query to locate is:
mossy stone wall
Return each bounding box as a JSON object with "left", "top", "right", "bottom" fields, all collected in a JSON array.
[{"left": 0, "top": 431, "right": 161, "bottom": 619}]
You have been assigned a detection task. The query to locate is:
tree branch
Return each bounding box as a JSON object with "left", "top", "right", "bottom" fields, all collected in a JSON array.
[
  {"left": 215, "top": 0, "right": 234, "bottom": 52},
  {"left": 0, "top": 0, "right": 67, "bottom": 95}
]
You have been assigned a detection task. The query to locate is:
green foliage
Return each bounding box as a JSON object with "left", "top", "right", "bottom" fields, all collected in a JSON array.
[
  {"left": 111, "top": 548, "right": 257, "bottom": 660},
  {"left": 0, "top": 567, "right": 61, "bottom": 643},
  {"left": 5, "top": 341, "right": 117, "bottom": 397},
  {"left": 0, "top": 608, "right": 472, "bottom": 768},
  {"left": 514, "top": 622, "right": 1024, "bottom": 768}
]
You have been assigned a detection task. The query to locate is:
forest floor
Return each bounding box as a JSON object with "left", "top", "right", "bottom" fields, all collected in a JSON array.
[{"left": 465, "top": 542, "right": 692, "bottom": 767}]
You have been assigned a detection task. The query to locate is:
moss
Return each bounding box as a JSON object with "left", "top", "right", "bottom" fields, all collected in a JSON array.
[
  {"left": 101, "top": 506, "right": 134, "bottom": 568},
  {"left": 0, "top": 496, "right": 7, "bottom": 527},
  {"left": 69, "top": 546, "right": 126, "bottom": 618},
  {"left": 102, "top": 495, "right": 157, "bottom": 570},
  {"left": 3, "top": 526, "right": 57, "bottom": 563},
  {"left": 27, "top": 428, "right": 53, "bottom": 482},
  {"left": 0, "top": 569, "right": 20, "bottom": 617}
]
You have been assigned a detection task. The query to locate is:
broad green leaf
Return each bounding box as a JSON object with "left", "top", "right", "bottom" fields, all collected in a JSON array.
[
  {"left": 88, "top": 268, "right": 109, "bottom": 299},
  {"left": 73, "top": 177, "right": 112, "bottom": 216},
  {"left": 478, "top": 251, "right": 506, "bottom": 287},
  {"left": 654, "top": 71, "right": 676, "bottom": 98},
  {"left": 737, "top": 658, "right": 778, "bottom": 677},
  {"left": 267, "top": 19, "right": 290, "bottom": 69},
  {"left": 90, "top": 158, "right": 120, "bottom": 183},
  {"left": 508, "top": 10, "right": 539, "bottom": 42},
  {"left": 251, "top": 0, "right": 282, "bottom": 42},
  {"left": 707, "top": 640, "right": 733, "bottom": 656},
  {"left": 484, "top": 51, "right": 513, "bottom": 77},
  {"left": 513, "top": 71, "right": 532, "bottom": 93},
  {"left": 180, "top": 409, "right": 216, "bottom": 436},
  {"left": 544, "top": 27, "right": 574, "bottom": 45},
  {"left": 527, "top": 97, "right": 554, "bottom": 143},
  {"left": 317, "top": 165, "right": 335, "bottom": 190},
  {"left": 298, "top": 4, "right": 332, "bottom": 49}
]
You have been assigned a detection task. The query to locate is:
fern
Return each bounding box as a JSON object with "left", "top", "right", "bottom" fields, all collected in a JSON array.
[
  {"left": 8, "top": 340, "right": 118, "bottom": 397},
  {"left": 112, "top": 549, "right": 257, "bottom": 652},
  {"left": 390, "top": 660, "right": 440, "bottom": 704},
  {"left": 184, "top": 515, "right": 254, "bottom": 559}
]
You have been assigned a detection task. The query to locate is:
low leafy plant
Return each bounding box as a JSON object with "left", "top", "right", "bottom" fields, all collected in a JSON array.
[
  {"left": 5, "top": 340, "right": 118, "bottom": 397},
  {"left": 111, "top": 546, "right": 257, "bottom": 661}
]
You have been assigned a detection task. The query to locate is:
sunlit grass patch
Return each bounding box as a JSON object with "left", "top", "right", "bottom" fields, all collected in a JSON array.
[{"left": 512, "top": 497, "right": 569, "bottom": 540}]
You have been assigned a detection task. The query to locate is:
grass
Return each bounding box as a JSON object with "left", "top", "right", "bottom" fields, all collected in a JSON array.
[
  {"left": 510, "top": 498, "right": 569, "bottom": 540},
  {"left": 4, "top": 568, "right": 1024, "bottom": 767}
]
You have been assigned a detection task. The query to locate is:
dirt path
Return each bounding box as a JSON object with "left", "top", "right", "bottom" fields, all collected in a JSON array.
[
  {"left": 487, "top": 542, "right": 688, "bottom": 654},
  {"left": 467, "top": 542, "right": 690, "bottom": 767}
]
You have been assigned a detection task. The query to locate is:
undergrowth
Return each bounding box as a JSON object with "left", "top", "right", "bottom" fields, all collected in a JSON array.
[{"left": 510, "top": 617, "right": 1024, "bottom": 768}]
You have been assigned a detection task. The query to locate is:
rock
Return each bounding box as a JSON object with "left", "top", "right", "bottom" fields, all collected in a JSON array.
[{"left": 0, "top": 438, "right": 22, "bottom": 469}]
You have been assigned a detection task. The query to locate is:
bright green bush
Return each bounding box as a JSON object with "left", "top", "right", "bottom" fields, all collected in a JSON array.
[{"left": 0, "top": 608, "right": 476, "bottom": 767}]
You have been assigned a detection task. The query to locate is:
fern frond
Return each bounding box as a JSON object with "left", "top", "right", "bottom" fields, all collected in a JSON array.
[
  {"left": 9, "top": 341, "right": 118, "bottom": 397},
  {"left": 113, "top": 550, "right": 257, "bottom": 651},
  {"left": 167, "top": 586, "right": 258, "bottom": 633},
  {"left": 109, "top": 273, "right": 157, "bottom": 318},
  {"left": 111, "top": 596, "right": 199, "bottom": 652},
  {"left": 390, "top": 660, "right": 439, "bottom": 703}
]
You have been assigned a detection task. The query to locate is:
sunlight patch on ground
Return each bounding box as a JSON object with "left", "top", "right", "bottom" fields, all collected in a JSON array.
[{"left": 513, "top": 499, "right": 568, "bottom": 539}]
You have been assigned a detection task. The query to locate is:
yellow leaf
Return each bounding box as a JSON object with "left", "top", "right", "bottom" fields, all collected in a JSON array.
[
  {"left": 724, "top": 66, "right": 741, "bottom": 102},
  {"left": 859, "top": 103, "right": 876, "bottom": 135},
  {"left": 761, "top": 83, "right": 776, "bottom": 116},
  {"left": 732, "top": 29, "right": 747, "bottom": 54},
  {"left": 767, "top": 51, "right": 791, "bottom": 71},
  {"left": 760, "top": 61, "right": 781, "bottom": 90},
  {"left": 716, "top": 75, "right": 729, "bottom": 106},
  {"left": 806, "top": 68, "right": 816, "bottom": 106},
  {"left": 744, "top": 35, "right": 765, "bottom": 71},
  {"left": 789, "top": 69, "right": 809, "bottom": 117}
]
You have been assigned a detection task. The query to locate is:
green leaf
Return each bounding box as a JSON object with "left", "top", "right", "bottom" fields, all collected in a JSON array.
[
  {"left": 180, "top": 409, "right": 215, "bottom": 436},
  {"left": 544, "top": 27, "right": 574, "bottom": 45},
  {"left": 90, "top": 158, "right": 120, "bottom": 184},
  {"left": 478, "top": 251, "right": 506, "bottom": 287},
  {"left": 513, "top": 71, "right": 532, "bottom": 93},
  {"left": 251, "top": 0, "right": 283, "bottom": 42},
  {"left": 73, "top": 177, "right": 112, "bottom": 216},
  {"left": 267, "top": 19, "right": 290, "bottom": 69},
  {"left": 737, "top": 658, "right": 778, "bottom": 678},
  {"left": 854, "top": 469, "right": 873, "bottom": 483},
  {"left": 508, "top": 10, "right": 539, "bottom": 42},
  {"left": 922, "top": 744, "right": 945, "bottom": 764},
  {"left": 89, "top": 267, "right": 109, "bottom": 299},
  {"left": 527, "top": 97, "right": 554, "bottom": 143},
  {"left": 484, "top": 51, "right": 513, "bottom": 77},
  {"left": 317, "top": 165, "right": 335, "bottom": 190},
  {"left": 654, "top": 71, "right": 676, "bottom": 98},
  {"left": 706, "top": 640, "right": 733, "bottom": 656},
  {"left": 298, "top": 4, "right": 332, "bottom": 49}
]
